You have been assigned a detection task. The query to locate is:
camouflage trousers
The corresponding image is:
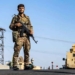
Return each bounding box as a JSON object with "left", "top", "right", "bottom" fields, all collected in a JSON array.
[{"left": 13, "top": 36, "right": 30, "bottom": 67}]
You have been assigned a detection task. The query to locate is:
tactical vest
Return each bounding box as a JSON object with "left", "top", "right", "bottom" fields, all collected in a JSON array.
[{"left": 12, "top": 14, "right": 29, "bottom": 42}]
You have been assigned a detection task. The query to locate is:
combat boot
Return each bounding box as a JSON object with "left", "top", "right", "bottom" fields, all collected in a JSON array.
[
  {"left": 13, "top": 66, "right": 19, "bottom": 70},
  {"left": 24, "top": 64, "right": 34, "bottom": 70}
]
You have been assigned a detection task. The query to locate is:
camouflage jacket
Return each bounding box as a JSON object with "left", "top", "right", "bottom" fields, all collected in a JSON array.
[
  {"left": 9, "top": 14, "right": 33, "bottom": 42},
  {"left": 9, "top": 14, "right": 33, "bottom": 31}
]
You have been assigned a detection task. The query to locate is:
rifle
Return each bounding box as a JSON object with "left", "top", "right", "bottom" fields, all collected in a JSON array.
[{"left": 17, "top": 21, "right": 38, "bottom": 44}]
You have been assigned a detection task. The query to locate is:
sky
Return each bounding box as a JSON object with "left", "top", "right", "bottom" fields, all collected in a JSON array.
[{"left": 0, "top": 0, "right": 75, "bottom": 69}]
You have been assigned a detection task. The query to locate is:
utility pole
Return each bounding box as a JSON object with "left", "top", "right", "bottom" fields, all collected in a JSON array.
[
  {"left": 0, "top": 28, "right": 5, "bottom": 65},
  {"left": 51, "top": 61, "right": 54, "bottom": 69}
]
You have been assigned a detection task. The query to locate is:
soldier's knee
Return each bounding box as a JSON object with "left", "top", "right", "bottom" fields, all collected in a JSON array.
[
  {"left": 14, "top": 45, "right": 22, "bottom": 52},
  {"left": 26, "top": 46, "right": 30, "bottom": 51},
  {"left": 24, "top": 43, "right": 30, "bottom": 50},
  {"left": 13, "top": 50, "right": 19, "bottom": 57}
]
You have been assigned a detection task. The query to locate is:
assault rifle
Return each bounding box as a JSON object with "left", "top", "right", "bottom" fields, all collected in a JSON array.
[{"left": 17, "top": 21, "right": 38, "bottom": 44}]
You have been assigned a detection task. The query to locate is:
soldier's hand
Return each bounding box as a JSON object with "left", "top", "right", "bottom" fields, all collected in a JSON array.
[
  {"left": 15, "top": 23, "right": 22, "bottom": 27},
  {"left": 30, "top": 30, "right": 33, "bottom": 34}
]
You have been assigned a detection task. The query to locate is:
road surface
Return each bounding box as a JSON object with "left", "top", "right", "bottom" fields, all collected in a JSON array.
[{"left": 0, "top": 69, "right": 75, "bottom": 75}]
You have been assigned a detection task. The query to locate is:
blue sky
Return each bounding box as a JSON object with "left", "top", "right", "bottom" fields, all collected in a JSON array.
[{"left": 0, "top": 0, "right": 75, "bottom": 69}]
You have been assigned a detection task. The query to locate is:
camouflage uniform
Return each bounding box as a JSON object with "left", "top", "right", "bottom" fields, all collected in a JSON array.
[{"left": 9, "top": 14, "right": 33, "bottom": 67}]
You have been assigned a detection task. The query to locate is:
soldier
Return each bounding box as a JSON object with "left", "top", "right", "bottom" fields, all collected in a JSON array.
[{"left": 9, "top": 4, "right": 33, "bottom": 70}]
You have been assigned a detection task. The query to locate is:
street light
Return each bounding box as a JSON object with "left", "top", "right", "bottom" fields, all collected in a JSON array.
[{"left": 51, "top": 61, "right": 53, "bottom": 69}]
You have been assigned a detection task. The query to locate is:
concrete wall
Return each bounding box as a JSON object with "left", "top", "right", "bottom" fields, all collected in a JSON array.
[{"left": 0, "top": 64, "right": 9, "bottom": 69}]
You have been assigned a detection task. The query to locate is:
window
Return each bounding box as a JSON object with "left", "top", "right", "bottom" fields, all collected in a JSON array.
[
  {"left": 70, "top": 49, "right": 73, "bottom": 53},
  {"left": 73, "top": 54, "right": 75, "bottom": 57}
]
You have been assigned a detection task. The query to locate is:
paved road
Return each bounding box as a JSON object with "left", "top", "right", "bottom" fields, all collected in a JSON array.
[{"left": 0, "top": 69, "right": 75, "bottom": 75}]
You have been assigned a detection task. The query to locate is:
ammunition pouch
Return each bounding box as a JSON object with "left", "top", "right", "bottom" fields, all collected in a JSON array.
[{"left": 12, "top": 31, "right": 19, "bottom": 42}]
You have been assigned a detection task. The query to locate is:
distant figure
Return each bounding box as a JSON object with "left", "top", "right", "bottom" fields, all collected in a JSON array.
[{"left": 9, "top": 4, "right": 33, "bottom": 70}]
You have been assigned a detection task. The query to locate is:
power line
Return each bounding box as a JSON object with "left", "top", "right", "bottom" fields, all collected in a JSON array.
[
  {"left": 35, "top": 36, "right": 75, "bottom": 43},
  {"left": 30, "top": 49, "right": 65, "bottom": 55},
  {"left": 4, "top": 45, "right": 65, "bottom": 55},
  {"left": 5, "top": 30, "right": 75, "bottom": 43}
]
